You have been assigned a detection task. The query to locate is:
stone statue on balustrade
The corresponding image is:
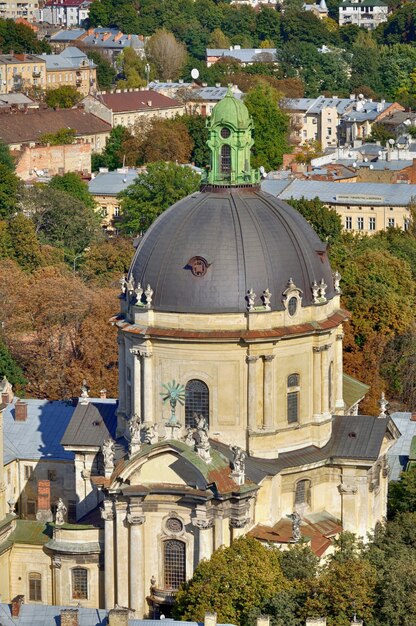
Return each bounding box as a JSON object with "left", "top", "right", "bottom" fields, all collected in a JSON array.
[{"left": 102, "top": 438, "right": 115, "bottom": 477}]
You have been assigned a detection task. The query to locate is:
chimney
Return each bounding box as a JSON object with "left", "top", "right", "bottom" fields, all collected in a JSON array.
[
  {"left": 11, "top": 595, "right": 24, "bottom": 617},
  {"left": 100, "top": 388, "right": 107, "bottom": 399},
  {"left": 15, "top": 400, "right": 28, "bottom": 422},
  {"left": 256, "top": 617, "right": 270, "bottom": 626},
  {"left": 306, "top": 620, "right": 326, "bottom": 626},
  {"left": 204, "top": 613, "right": 217, "bottom": 626},
  {"left": 147, "top": 100, "right": 152, "bottom": 107},
  {"left": 108, "top": 606, "right": 129, "bottom": 626},
  {"left": 60, "top": 608, "right": 79, "bottom": 626}
]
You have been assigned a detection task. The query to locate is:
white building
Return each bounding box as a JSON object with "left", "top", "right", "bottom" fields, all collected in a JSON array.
[
  {"left": 339, "top": 0, "right": 389, "bottom": 29},
  {"left": 39, "top": 0, "right": 91, "bottom": 26}
]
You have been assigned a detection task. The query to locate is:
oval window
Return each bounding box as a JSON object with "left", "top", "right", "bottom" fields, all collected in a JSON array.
[
  {"left": 221, "top": 127, "right": 231, "bottom": 139},
  {"left": 288, "top": 296, "right": 298, "bottom": 316}
]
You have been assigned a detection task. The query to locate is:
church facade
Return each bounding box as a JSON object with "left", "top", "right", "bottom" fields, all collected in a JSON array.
[{"left": 0, "top": 90, "right": 399, "bottom": 616}]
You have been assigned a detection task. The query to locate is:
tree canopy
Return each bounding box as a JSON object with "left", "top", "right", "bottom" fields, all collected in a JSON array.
[{"left": 45, "top": 86, "right": 83, "bottom": 109}]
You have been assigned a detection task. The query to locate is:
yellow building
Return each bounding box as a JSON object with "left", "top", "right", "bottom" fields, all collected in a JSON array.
[
  {"left": 40, "top": 47, "right": 97, "bottom": 97},
  {"left": 0, "top": 91, "right": 399, "bottom": 616},
  {"left": 0, "top": 53, "right": 46, "bottom": 95}
]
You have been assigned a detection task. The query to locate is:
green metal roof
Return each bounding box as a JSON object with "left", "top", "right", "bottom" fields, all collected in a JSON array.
[
  {"left": 340, "top": 0, "right": 388, "bottom": 7},
  {"left": 7, "top": 520, "right": 52, "bottom": 546},
  {"left": 343, "top": 373, "right": 369, "bottom": 411}
]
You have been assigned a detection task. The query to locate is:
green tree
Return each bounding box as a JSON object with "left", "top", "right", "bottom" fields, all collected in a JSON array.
[
  {"left": 244, "top": 84, "right": 290, "bottom": 170},
  {"left": 39, "top": 128, "right": 76, "bottom": 146},
  {"left": 45, "top": 86, "right": 82, "bottom": 109},
  {"left": 388, "top": 468, "right": 416, "bottom": 518},
  {"left": 49, "top": 173, "right": 96, "bottom": 209},
  {"left": 0, "top": 164, "right": 21, "bottom": 219},
  {"left": 119, "top": 161, "right": 200, "bottom": 234},
  {"left": 182, "top": 114, "right": 210, "bottom": 168},
  {"left": 209, "top": 28, "right": 230, "bottom": 48},
  {"left": 173, "top": 536, "right": 286, "bottom": 626},
  {"left": 0, "top": 139, "right": 15, "bottom": 170},
  {"left": 7, "top": 213, "right": 43, "bottom": 272},
  {"left": 146, "top": 29, "right": 188, "bottom": 81},
  {"left": 116, "top": 47, "right": 148, "bottom": 89},
  {"left": 81, "top": 237, "right": 133, "bottom": 285},
  {"left": 91, "top": 126, "right": 132, "bottom": 172},
  {"left": 0, "top": 18, "right": 50, "bottom": 54},
  {"left": 280, "top": 543, "right": 319, "bottom": 581},
  {"left": 0, "top": 341, "right": 26, "bottom": 391},
  {"left": 287, "top": 197, "right": 342, "bottom": 245},
  {"left": 87, "top": 49, "right": 116, "bottom": 90}
]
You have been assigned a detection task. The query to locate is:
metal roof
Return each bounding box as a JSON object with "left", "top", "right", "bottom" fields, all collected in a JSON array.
[
  {"left": 61, "top": 399, "right": 118, "bottom": 447},
  {"left": 193, "top": 86, "right": 243, "bottom": 101},
  {"left": 88, "top": 169, "right": 138, "bottom": 196},
  {"left": 388, "top": 412, "right": 415, "bottom": 480},
  {"left": 50, "top": 29, "right": 84, "bottom": 41},
  {"left": 129, "top": 187, "right": 335, "bottom": 314},
  {"left": 40, "top": 47, "right": 95, "bottom": 71},
  {"left": 3, "top": 399, "right": 75, "bottom": 464},
  {"left": 206, "top": 48, "right": 277, "bottom": 63},
  {"left": 274, "top": 179, "right": 416, "bottom": 206}
]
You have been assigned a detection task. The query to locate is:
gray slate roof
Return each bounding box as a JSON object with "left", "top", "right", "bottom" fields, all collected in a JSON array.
[
  {"left": 3, "top": 399, "right": 75, "bottom": 464},
  {"left": 50, "top": 28, "right": 144, "bottom": 51},
  {"left": 283, "top": 96, "right": 392, "bottom": 120},
  {"left": 192, "top": 86, "right": 243, "bottom": 101},
  {"left": 61, "top": 399, "right": 118, "bottom": 447},
  {"left": 88, "top": 169, "right": 138, "bottom": 195},
  {"left": 129, "top": 187, "right": 335, "bottom": 314},
  {"left": 268, "top": 178, "right": 416, "bottom": 206}
]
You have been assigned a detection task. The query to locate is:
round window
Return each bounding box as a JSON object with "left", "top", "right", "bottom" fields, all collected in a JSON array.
[
  {"left": 288, "top": 296, "right": 298, "bottom": 316},
  {"left": 221, "top": 127, "right": 231, "bottom": 139},
  {"left": 166, "top": 517, "right": 184, "bottom": 533}
]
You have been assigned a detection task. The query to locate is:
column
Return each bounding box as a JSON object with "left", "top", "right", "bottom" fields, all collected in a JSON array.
[
  {"left": 116, "top": 501, "right": 129, "bottom": 607},
  {"left": 321, "top": 345, "right": 330, "bottom": 415},
  {"left": 130, "top": 348, "right": 142, "bottom": 420},
  {"left": 246, "top": 355, "right": 258, "bottom": 431},
  {"left": 142, "top": 351, "right": 154, "bottom": 422},
  {"left": 335, "top": 333, "right": 345, "bottom": 411},
  {"left": 214, "top": 516, "right": 224, "bottom": 550},
  {"left": 101, "top": 499, "right": 115, "bottom": 610},
  {"left": 263, "top": 355, "right": 275, "bottom": 429},
  {"left": 229, "top": 517, "right": 249, "bottom": 541},
  {"left": 117, "top": 336, "right": 126, "bottom": 415},
  {"left": 128, "top": 511, "right": 145, "bottom": 617},
  {"left": 312, "top": 347, "right": 322, "bottom": 417},
  {"left": 195, "top": 520, "right": 214, "bottom": 561}
]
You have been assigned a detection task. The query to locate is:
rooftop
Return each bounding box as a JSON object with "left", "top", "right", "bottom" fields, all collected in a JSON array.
[
  {"left": 206, "top": 47, "right": 277, "bottom": 63},
  {"left": 88, "top": 168, "right": 138, "bottom": 195},
  {"left": 388, "top": 412, "right": 415, "bottom": 480},
  {"left": 0, "top": 107, "right": 111, "bottom": 144},
  {"left": 0, "top": 53, "right": 43, "bottom": 64},
  {"left": 50, "top": 28, "right": 144, "bottom": 50},
  {"left": 96, "top": 90, "right": 183, "bottom": 113},
  {"left": 40, "top": 47, "right": 95, "bottom": 70}
]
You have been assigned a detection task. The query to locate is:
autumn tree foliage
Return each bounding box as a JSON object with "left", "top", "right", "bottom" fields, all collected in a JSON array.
[{"left": 146, "top": 29, "right": 188, "bottom": 81}]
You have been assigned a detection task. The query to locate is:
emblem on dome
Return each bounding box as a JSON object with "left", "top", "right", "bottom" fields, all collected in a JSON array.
[{"left": 187, "top": 256, "right": 210, "bottom": 277}]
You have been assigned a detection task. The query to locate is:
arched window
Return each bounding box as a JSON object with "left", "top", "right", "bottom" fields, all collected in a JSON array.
[
  {"left": 164, "top": 539, "right": 186, "bottom": 590},
  {"left": 295, "top": 479, "right": 311, "bottom": 507},
  {"left": 287, "top": 373, "right": 300, "bottom": 424},
  {"left": 220, "top": 144, "right": 231, "bottom": 175},
  {"left": 72, "top": 568, "right": 88, "bottom": 600},
  {"left": 328, "top": 361, "right": 334, "bottom": 411},
  {"left": 185, "top": 379, "right": 209, "bottom": 428},
  {"left": 29, "top": 572, "right": 41, "bottom": 602}
]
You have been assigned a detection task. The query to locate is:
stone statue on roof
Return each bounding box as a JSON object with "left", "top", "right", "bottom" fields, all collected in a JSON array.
[
  {"left": 55, "top": 498, "right": 67, "bottom": 526},
  {"left": 102, "top": 438, "right": 115, "bottom": 476}
]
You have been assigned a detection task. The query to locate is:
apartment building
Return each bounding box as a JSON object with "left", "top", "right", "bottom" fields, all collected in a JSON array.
[
  {"left": 40, "top": 0, "right": 91, "bottom": 27},
  {"left": 0, "top": 53, "right": 46, "bottom": 95},
  {"left": 0, "top": 0, "right": 38, "bottom": 21},
  {"left": 339, "top": 0, "right": 389, "bottom": 29},
  {"left": 40, "top": 47, "right": 96, "bottom": 95}
]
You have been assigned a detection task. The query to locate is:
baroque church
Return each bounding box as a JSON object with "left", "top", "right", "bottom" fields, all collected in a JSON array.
[{"left": 0, "top": 90, "right": 399, "bottom": 617}]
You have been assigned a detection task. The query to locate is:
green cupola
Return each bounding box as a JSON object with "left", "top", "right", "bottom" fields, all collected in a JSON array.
[{"left": 202, "top": 87, "right": 260, "bottom": 187}]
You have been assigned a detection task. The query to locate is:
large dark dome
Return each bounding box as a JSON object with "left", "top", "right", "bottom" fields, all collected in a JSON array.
[{"left": 128, "top": 187, "right": 336, "bottom": 314}]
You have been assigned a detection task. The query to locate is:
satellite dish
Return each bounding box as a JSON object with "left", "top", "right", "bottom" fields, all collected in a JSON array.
[
  {"left": 259, "top": 165, "right": 267, "bottom": 178},
  {"left": 191, "top": 68, "right": 199, "bottom": 80},
  {"left": 369, "top": 165, "right": 373, "bottom": 169},
  {"left": 364, "top": 157, "right": 368, "bottom": 162},
  {"left": 352, "top": 162, "right": 357, "bottom": 167},
  {"left": 388, "top": 138, "right": 395, "bottom": 146}
]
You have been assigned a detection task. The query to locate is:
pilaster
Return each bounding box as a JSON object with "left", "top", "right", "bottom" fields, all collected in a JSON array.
[
  {"left": 263, "top": 355, "right": 275, "bottom": 429},
  {"left": 247, "top": 354, "right": 258, "bottom": 431}
]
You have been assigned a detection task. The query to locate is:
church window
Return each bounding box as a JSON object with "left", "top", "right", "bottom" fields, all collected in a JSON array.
[
  {"left": 288, "top": 296, "right": 298, "bottom": 316},
  {"left": 328, "top": 361, "right": 333, "bottom": 411},
  {"left": 29, "top": 573, "right": 42, "bottom": 601},
  {"left": 287, "top": 374, "right": 300, "bottom": 423},
  {"left": 221, "top": 127, "right": 231, "bottom": 139},
  {"left": 166, "top": 517, "right": 184, "bottom": 534},
  {"left": 164, "top": 540, "right": 186, "bottom": 590},
  {"left": 72, "top": 568, "right": 88, "bottom": 599},
  {"left": 185, "top": 379, "right": 209, "bottom": 428},
  {"left": 295, "top": 479, "right": 311, "bottom": 506},
  {"left": 220, "top": 144, "right": 231, "bottom": 175}
]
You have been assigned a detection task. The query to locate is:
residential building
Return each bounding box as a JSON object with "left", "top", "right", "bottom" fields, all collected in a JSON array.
[
  {"left": 0, "top": 0, "right": 38, "bottom": 21},
  {"left": 187, "top": 84, "right": 243, "bottom": 116},
  {"left": 40, "top": 47, "right": 96, "bottom": 95},
  {"left": 262, "top": 177, "right": 416, "bottom": 233},
  {"left": 15, "top": 142, "right": 91, "bottom": 182},
  {"left": 303, "top": 0, "right": 329, "bottom": 19},
  {"left": 49, "top": 28, "right": 145, "bottom": 63},
  {"left": 0, "top": 106, "right": 111, "bottom": 152},
  {"left": 374, "top": 110, "right": 416, "bottom": 138},
  {"left": 0, "top": 93, "right": 38, "bottom": 108},
  {"left": 206, "top": 46, "right": 277, "bottom": 67},
  {"left": 283, "top": 95, "right": 404, "bottom": 149},
  {"left": 88, "top": 167, "right": 139, "bottom": 232},
  {"left": 339, "top": 0, "right": 389, "bottom": 29},
  {"left": 82, "top": 89, "right": 185, "bottom": 129},
  {"left": 0, "top": 53, "right": 46, "bottom": 95},
  {"left": 40, "top": 0, "right": 91, "bottom": 27}
]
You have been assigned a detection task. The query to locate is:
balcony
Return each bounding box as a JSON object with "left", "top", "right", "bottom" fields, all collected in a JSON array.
[{"left": 32, "top": 70, "right": 41, "bottom": 78}]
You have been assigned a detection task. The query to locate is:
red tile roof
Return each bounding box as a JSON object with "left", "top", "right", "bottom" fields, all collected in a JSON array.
[
  {"left": 0, "top": 107, "right": 111, "bottom": 144},
  {"left": 98, "top": 90, "right": 183, "bottom": 113}
]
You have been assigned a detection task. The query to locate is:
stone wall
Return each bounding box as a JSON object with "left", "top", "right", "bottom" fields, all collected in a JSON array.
[{"left": 15, "top": 143, "right": 91, "bottom": 182}]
